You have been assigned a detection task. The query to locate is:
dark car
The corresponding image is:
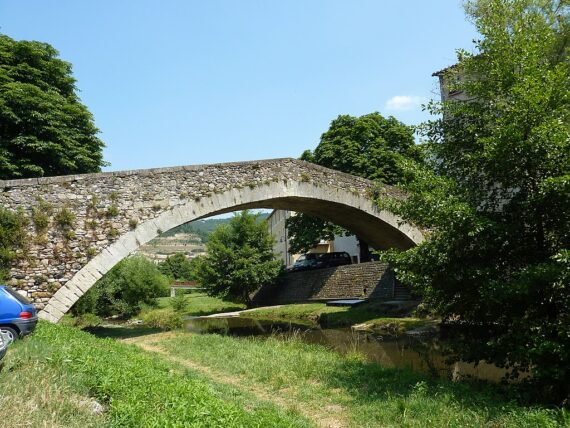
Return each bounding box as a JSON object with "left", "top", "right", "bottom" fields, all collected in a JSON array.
[
  {"left": 315, "top": 252, "right": 353, "bottom": 268},
  {"left": 288, "top": 252, "right": 353, "bottom": 272},
  {"left": 287, "top": 253, "right": 321, "bottom": 272},
  {"left": 0, "top": 285, "right": 38, "bottom": 343}
]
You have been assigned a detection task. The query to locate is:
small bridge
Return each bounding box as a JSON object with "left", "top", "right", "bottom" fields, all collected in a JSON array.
[
  {"left": 170, "top": 281, "right": 204, "bottom": 297},
  {"left": 0, "top": 158, "right": 424, "bottom": 322}
]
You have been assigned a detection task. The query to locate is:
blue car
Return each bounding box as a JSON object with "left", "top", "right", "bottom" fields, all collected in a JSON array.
[{"left": 0, "top": 285, "right": 38, "bottom": 343}]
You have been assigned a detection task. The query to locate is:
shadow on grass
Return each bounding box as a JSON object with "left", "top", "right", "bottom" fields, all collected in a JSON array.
[
  {"left": 319, "top": 301, "right": 420, "bottom": 328},
  {"left": 319, "top": 355, "right": 560, "bottom": 423},
  {"left": 84, "top": 325, "right": 163, "bottom": 340}
]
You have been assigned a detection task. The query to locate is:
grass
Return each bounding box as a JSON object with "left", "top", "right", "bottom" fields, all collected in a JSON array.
[
  {"left": 156, "top": 291, "right": 245, "bottom": 316},
  {"left": 153, "top": 331, "right": 569, "bottom": 428},
  {"left": 2, "top": 321, "right": 567, "bottom": 427},
  {"left": 0, "top": 322, "right": 312, "bottom": 427},
  {"left": 244, "top": 301, "right": 436, "bottom": 334}
]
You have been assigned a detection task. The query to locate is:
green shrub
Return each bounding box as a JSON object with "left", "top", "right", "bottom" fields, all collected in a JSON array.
[
  {"left": 31, "top": 200, "right": 51, "bottom": 235},
  {"left": 60, "top": 313, "right": 102, "bottom": 329},
  {"left": 106, "top": 205, "right": 119, "bottom": 217},
  {"left": 71, "top": 256, "right": 169, "bottom": 318},
  {"left": 0, "top": 208, "right": 28, "bottom": 281},
  {"left": 169, "top": 294, "right": 189, "bottom": 312},
  {"left": 55, "top": 208, "right": 75, "bottom": 229},
  {"left": 141, "top": 308, "right": 183, "bottom": 330}
]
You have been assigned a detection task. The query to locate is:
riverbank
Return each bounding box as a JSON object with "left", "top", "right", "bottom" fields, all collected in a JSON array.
[
  {"left": 243, "top": 301, "right": 437, "bottom": 335},
  {"left": 1, "top": 322, "right": 566, "bottom": 427}
]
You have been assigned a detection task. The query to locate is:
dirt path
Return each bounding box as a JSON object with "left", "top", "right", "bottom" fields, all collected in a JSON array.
[{"left": 123, "top": 332, "right": 348, "bottom": 428}]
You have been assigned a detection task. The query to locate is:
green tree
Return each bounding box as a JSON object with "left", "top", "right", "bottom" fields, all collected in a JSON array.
[
  {"left": 196, "top": 211, "right": 281, "bottom": 306},
  {"left": 0, "top": 34, "right": 106, "bottom": 179},
  {"left": 159, "top": 253, "right": 198, "bottom": 281},
  {"left": 72, "top": 256, "right": 169, "bottom": 318},
  {"left": 382, "top": 0, "right": 570, "bottom": 403},
  {"left": 287, "top": 112, "right": 422, "bottom": 258}
]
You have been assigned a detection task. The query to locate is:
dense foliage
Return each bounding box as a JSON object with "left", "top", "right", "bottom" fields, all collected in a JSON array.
[
  {"left": 287, "top": 112, "right": 422, "bottom": 255},
  {"left": 158, "top": 252, "right": 199, "bottom": 281},
  {"left": 196, "top": 210, "right": 281, "bottom": 305},
  {"left": 381, "top": 0, "right": 570, "bottom": 404},
  {"left": 0, "top": 34, "right": 106, "bottom": 179},
  {"left": 0, "top": 207, "right": 27, "bottom": 281},
  {"left": 71, "top": 256, "right": 169, "bottom": 318}
]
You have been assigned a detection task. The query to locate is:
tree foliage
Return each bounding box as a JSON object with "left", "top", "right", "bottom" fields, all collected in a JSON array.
[
  {"left": 287, "top": 112, "right": 421, "bottom": 254},
  {"left": 196, "top": 211, "right": 281, "bottom": 305},
  {"left": 0, "top": 34, "right": 106, "bottom": 179},
  {"left": 381, "top": 0, "right": 570, "bottom": 403},
  {"left": 71, "top": 256, "right": 169, "bottom": 318},
  {"left": 159, "top": 253, "right": 199, "bottom": 281}
]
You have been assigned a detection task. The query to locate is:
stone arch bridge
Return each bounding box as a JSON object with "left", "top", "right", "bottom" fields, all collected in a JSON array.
[{"left": 0, "top": 158, "right": 424, "bottom": 322}]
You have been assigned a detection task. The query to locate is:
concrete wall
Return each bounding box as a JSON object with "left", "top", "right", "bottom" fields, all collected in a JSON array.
[{"left": 253, "top": 261, "right": 396, "bottom": 305}]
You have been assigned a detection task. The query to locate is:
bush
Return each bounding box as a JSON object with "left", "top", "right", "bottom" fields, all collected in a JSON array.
[
  {"left": 141, "top": 308, "right": 183, "bottom": 330},
  {"left": 60, "top": 313, "right": 102, "bottom": 329},
  {"left": 0, "top": 208, "right": 28, "bottom": 281},
  {"left": 169, "top": 294, "right": 189, "bottom": 312},
  {"left": 71, "top": 256, "right": 169, "bottom": 318}
]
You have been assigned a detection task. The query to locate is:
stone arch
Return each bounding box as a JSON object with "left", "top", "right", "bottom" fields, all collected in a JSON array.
[{"left": 39, "top": 180, "right": 423, "bottom": 322}]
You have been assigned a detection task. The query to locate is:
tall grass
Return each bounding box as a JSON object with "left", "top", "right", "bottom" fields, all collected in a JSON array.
[
  {"left": 0, "top": 322, "right": 312, "bottom": 427},
  {"left": 157, "top": 332, "right": 569, "bottom": 428}
]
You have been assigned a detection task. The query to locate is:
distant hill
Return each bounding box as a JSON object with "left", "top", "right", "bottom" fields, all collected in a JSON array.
[{"left": 162, "top": 212, "right": 270, "bottom": 242}]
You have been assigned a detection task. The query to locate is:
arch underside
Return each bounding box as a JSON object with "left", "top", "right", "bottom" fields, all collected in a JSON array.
[
  {"left": 202, "top": 197, "right": 416, "bottom": 250},
  {"left": 39, "top": 181, "right": 423, "bottom": 322}
]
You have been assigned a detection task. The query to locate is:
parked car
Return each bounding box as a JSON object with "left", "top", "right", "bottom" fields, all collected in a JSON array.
[
  {"left": 0, "top": 285, "right": 38, "bottom": 343},
  {"left": 287, "top": 253, "right": 321, "bottom": 272},
  {"left": 315, "top": 252, "right": 353, "bottom": 268},
  {"left": 287, "top": 252, "right": 353, "bottom": 272}
]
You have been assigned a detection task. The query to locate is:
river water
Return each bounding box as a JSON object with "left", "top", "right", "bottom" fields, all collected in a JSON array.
[{"left": 184, "top": 316, "right": 509, "bottom": 383}]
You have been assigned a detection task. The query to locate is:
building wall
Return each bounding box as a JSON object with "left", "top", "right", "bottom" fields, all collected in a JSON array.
[
  {"left": 331, "top": 234, "right": 360, "bottom": 263},
  {"left": 266, "top": 209, "right": 361, "bottom": 267},
  {"left": 266, "top": 209, "right": 297, "bottom": 267}
]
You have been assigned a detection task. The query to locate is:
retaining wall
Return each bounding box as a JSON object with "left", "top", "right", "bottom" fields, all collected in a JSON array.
[{"left": 252, "top": 261, "right": 396, "bottom": 305}]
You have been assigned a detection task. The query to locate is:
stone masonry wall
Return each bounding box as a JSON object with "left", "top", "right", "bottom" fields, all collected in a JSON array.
[
  {"left": 252, "top": 261, "right": 396, "bottom": 305},
  {"left": 0, "top": 159, "right": 406, "bottom": 310},
  {"left": 0, "top": 157, "right": 422, "bottom": 322}
]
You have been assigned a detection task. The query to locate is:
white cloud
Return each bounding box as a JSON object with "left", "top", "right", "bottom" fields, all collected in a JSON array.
[{"left": 384, "top": 95, "right": 424, "bottom": 112}]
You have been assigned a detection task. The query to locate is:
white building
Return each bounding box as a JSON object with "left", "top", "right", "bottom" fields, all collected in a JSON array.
[{"left": 266, "top": 209, "right": 361, "bottom": 268}]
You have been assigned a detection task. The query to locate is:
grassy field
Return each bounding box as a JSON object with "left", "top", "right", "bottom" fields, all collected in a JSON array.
[
  {"left": 143, "top": 330, "right": 568, "bottom": 428},
  {"left": 1, "top": 322, "right": 567, "bottom": 427},
  {"left": 244, "top": 302, "right": 437, "bottom": 334},
  {"left": 156, "top": 291, "right": 245, "bottom": 316},
  {"left": 0, "top": 322, "right": 311, "bottom": 427}
]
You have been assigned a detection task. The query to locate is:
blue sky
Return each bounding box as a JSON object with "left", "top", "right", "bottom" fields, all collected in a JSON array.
[{"left": 1, "top": 1, "right": 477, "bottom": 172}]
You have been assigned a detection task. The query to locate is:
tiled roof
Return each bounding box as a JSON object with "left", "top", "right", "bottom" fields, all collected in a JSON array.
[{"left": 432, "top": 63, "right": 458, "bottom": 76}]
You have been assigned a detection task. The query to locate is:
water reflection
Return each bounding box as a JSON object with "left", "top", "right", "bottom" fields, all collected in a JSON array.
[{"left": 184, "top": 316, "right": 510, "bottom": 383}]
